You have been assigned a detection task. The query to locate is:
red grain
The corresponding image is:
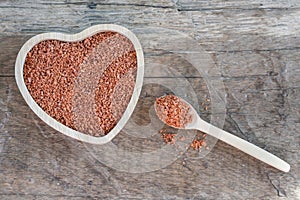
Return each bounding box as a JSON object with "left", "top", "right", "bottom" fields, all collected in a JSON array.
[
  {"left": 160, "top": 132, "right": 176, "bottom": 145},
  {"left": 190, "top": 138, "right": 206, "bottom": 150},
  {"left": 24, "top": 32, "right": 137, "bottom": 136}
]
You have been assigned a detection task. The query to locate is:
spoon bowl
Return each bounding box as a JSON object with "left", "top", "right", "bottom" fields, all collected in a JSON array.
[{"left": 155, "top": 95, "right": 290, "bottom": 172}]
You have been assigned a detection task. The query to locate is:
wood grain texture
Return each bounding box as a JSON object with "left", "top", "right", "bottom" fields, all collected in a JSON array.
[{"left": 0, "top": 0, "right": 299, "bottom": 199}]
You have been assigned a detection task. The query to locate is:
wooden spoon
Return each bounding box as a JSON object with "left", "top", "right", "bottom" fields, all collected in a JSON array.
[{"left": 155, "top": 95, "right": 290, "bottom": 172}]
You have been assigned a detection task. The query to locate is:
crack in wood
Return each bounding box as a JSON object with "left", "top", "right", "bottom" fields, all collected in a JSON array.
[
  {"left": 210, "top": 47, "right": 300, "bottom": 53},
  {"left": 40, "top": 2, "right": 175, "bottom": 9},
  {"left": 226, "top": 112, "right": 248, "bottom": 140},
  {"left": 177, "top": 7, "right": 298, "bottom": 12},
  {"left": 267, "top": 173, "right": 287, "bottom": 197}
]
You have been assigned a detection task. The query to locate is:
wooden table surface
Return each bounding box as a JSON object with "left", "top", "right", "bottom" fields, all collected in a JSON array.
[{"left": 0, "top": 0, "right": 299, "bottom": 199}]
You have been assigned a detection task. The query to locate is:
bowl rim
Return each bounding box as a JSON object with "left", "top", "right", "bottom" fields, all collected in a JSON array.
[{"left": 15, "top": 24, "right": 144, "bottom": 144}]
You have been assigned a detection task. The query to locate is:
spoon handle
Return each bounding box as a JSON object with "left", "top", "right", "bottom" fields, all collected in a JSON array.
[{"left": 197, "top": 119, "right": 290, "bottom": 172}]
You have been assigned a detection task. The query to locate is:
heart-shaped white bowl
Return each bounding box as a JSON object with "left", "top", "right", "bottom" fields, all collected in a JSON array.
[{"left": 15, "top": 24, "right": 144, "bottom": 144}]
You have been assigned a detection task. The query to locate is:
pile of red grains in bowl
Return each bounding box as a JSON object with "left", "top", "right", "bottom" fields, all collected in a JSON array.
[{"left": 23, "top": 32, "right": 137, "bottom": 136}]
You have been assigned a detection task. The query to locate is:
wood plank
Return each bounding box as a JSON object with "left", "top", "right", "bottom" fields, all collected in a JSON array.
[
  {"left": 1, "top": 1, "right": 299, "bottom": 51},
  {"left": 0, "top": 35, "right": 32, "bottom": 76},
  {"left": 0, "top": 77, "right": 298, "bottom": 198},
  {"left": 2, "top": 33, "right": 300, "bottom": 81},
  {"left": 182, "top": 8, "right": 300, "bottom": 51},
  {"left": 0, "top": 1, "right": 192, "bottom": 35}
]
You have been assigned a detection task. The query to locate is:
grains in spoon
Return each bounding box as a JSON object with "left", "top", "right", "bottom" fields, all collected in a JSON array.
[{"left": 155, "top": 95, "right": 193, "bottom": 129}]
